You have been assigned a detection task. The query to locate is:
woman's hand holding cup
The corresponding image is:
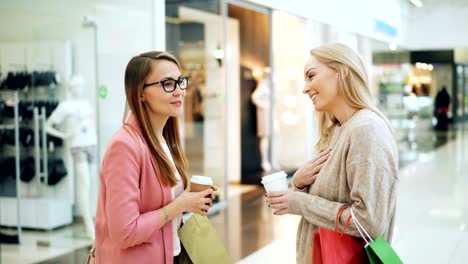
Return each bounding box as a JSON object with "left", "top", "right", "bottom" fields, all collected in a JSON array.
[
  {"left": 266, "top": 191, "right": 290, "bottom": 215},
  {"left": 177, "top": 189, "right": 214, "bottom": 215},
  {"left": 189, "top": 175, "right": 216, "bottom": 214}
]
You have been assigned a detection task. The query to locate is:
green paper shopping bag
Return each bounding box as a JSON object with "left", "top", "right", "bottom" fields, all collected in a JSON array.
[
  {"left": 178, "top": 213, "right": 231, "bottom": 264},
  {"left": 350, "top": 209, "right": 404, "bottom": 264}
]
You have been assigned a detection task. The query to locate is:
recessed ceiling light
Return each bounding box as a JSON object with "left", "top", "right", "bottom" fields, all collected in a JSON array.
[{"left": 409, "top": 0, "right": 423, "bottom": 8}]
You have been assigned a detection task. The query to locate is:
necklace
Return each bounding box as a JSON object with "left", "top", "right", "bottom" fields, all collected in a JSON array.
[
  {"left": 340, "top": 110, "right": 358, "bottom": 125},
  {"left": 329, "top": 126, "right": 341, "bottom": 151},
  {"left": 329, "top": 110, "right": 359, "bottom": 150}
]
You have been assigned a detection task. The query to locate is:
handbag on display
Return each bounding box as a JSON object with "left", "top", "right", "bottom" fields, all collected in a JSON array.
[
  {"left": 178, "top": 213, "right": 231, "bottom": 264},
  {"left": 350, "top": 209, "right": 404, "bottom": 264},
  {"left": 47, "top": 159, "right": 67, "bottom": 185},
  {"left": 312, "top": 206, "right": 368, "bottom": 264}
]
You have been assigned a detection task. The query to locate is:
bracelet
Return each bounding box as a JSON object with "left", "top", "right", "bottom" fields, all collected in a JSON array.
[{"left": 161, "top": 207, "right": 169, "bottom": 225}]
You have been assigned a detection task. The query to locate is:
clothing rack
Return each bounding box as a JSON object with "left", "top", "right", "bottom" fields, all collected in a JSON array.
[
  {"left": 0, "top": 41, "right": 74, "bottom": 230},
  {"left": 0, "top": 91, "right": 22, "bottom": 244}
]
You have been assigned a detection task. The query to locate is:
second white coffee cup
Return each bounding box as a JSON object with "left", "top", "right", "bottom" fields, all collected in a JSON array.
[{"left": 261, "top": 171, "right": 288, "bottom": 193}]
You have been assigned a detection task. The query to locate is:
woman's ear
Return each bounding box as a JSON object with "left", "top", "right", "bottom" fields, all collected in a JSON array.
[{"left": 341, "top": 66, "right": 350, "bottom": 78}]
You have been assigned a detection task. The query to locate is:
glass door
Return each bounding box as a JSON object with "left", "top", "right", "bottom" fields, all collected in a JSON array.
[
  {"left": 271, "top": 11, "right": 310, "bottom": 170},
  {"left": 166, "top": 1, "right": 228, "bottom": 204},
  {"left": 464, "top": 66, "right": 468, "bottom": 121}
]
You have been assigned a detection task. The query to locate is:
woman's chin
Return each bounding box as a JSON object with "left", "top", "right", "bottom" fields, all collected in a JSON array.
[
  {"left": 313, "top": 104, "right": 325, "bottom": 112},
  {"left": 170, "top": 110, "right": 183, "bottom": 117}
]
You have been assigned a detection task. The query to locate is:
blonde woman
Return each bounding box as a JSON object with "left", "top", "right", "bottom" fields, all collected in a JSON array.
[{"left": 265, "top": 43, "right": 398, "bottom": 263}]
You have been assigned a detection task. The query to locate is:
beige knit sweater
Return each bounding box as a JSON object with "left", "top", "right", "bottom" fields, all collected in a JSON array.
[{"left": 288, "top": 109, "right": 399, "bottom": 264}]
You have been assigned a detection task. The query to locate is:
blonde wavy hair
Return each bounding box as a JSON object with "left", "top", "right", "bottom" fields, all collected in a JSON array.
[{"left": 310, "top": 43, "right": 390, "bottom": 150}]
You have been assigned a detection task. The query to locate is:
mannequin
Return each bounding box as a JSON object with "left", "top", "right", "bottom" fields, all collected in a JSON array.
[
  {"left": 45, "top": 75, "right": 97, "bottom": 240},
  {"left": 251, "top": 70, "right": 272, "bottom": 172}
]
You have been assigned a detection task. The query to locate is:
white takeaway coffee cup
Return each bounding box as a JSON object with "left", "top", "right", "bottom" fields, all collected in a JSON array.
[
  {"left": 190, "top": 175, "right": 213, "bottom": 192},
  {"left": 261, "top": 171, "right": 288, "bottom": 193}
]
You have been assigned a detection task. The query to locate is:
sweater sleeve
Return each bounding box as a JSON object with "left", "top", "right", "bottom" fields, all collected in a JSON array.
[
  {"left": 288, "top": 117, "right": 398, "bottom": 239},
  {"left": 102, "top": 137, "right": 163, "bottom": 249},
  {"left": 341, "top": 162, "right": 398, "bottom": 238}
]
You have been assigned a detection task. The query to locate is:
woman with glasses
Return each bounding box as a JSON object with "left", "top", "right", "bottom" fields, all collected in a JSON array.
[{"left": 94, "top": 51, "right": 215, "bottom": 264}]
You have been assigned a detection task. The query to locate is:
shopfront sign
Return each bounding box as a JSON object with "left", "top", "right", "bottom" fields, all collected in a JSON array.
[
  {"left": 374, "top": 19, "right": 398, "bottom": 37},
  {"left": 99, "top": 85, "right": 108, "bottom": 99}
]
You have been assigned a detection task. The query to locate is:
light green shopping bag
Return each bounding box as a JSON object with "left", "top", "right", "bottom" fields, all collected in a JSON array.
[
  {"left": 178, "top": 213, "right": 231, "bottom": 264},
  {"left": 350, "top": 209, "right": 404, "bottom": 264},
  {"left": 364, "top": 237, "right": 403, "bottom": 264}
]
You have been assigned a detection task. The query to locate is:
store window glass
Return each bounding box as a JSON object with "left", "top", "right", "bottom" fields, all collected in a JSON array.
[
  {"left": 464, "top": 66, "right": 468, "bottom": 119},
  {"left": 165, "top": 0, "right": 227, "bottom": 204},
  {"left": 0, "top": 0, "right": 99, "bottom": 261},
  {"left": 1, "top": 0, "right": 155, "bottom": 262},
  {"left": 457, "top": 65, "right": 468, "bottom": 121},
  {"left": 271, "top": 11, "right": 309, "bottom": 170}
]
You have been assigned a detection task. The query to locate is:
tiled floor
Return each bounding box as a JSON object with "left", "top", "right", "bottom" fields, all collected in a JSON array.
[
  {"left": 0, "top": 224, "right": 92, "bottom": 264},
  {"left": 0, "top": 184, "right": 257, "bottom": 264},
  {"left": 2, "top": 122, "right": 467, "bottom": 264}
]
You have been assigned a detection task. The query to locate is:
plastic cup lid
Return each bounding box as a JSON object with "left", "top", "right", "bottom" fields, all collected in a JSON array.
[
  {"left": 190, "top": 175, "right": 213, "bottom": 185},
  {"left": 261, "top": 171, "right": 287, "bottom": 184}
]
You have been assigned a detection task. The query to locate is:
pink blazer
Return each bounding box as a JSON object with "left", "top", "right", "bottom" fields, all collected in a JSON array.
[{"left": 95, "top": 115, "right": 174, "bottom": 264}]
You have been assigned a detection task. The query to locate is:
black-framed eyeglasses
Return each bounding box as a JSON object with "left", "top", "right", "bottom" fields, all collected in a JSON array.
[{"left": 143, "top": 75, "right": 189, "bottom": 92}]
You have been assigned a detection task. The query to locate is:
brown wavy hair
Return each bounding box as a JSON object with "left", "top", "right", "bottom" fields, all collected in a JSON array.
[{"left": 123, "top": 51, "right": 188, "bottom": 188}]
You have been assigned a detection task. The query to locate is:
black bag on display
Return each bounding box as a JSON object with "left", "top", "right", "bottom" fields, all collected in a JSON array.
[
  {"left": 0, "top": 72, "right": 16, "bottom": 90},
  {"left": 3, "top": 129, "right": 16, "bottom": 145},
  {"left": 1, "top": 157, "right": 16, "bottom": 182},
  {"left": 35, "top": 100, "right": 58, "bottom": 118},
  {"left": 0, "top": 158, "right": 6, "bottom": 182},
  {"left": 19, "top": 101, "right": 34, "bottom": 119},
  {"left": 20, "top": 157, "right": 35, "bottom": 182},
  {"left": 46, "top": 100, "right": 59, "bottom": 117},
  {"left": 1, "top": 72, "right": 31, "bottom": 90},
  {"left": 2, "top": 103, "right": 15, "bottom": 118},
  {"left": 0, "top": 232, "right": 19, "bottom": 244},
  {"left": 0, "top": 129, "right": 5, "bottom": 146},
  {"left": 47, "top": 159, "right": 67, "bottom": 186}
]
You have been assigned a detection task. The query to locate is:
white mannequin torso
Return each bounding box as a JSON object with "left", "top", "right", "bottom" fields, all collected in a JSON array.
[
  {"left": 251, "top": 80, "right": 271, "bottom": 137},
  {"left": 47, "top": 99, "right": 97, "bottom": 148}
]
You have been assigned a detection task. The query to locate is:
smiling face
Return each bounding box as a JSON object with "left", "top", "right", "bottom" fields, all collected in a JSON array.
[
  {"left": 303, "top": 56, "right": 341, "bottom": 112},
  {"left": 141, "top": 60, "right": 186, "bottom": 120}
]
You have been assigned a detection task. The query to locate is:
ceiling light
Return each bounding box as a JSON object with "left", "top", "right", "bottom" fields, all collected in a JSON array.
[{"left": 409, "top": 0, "right": 423, "bottom": 8}]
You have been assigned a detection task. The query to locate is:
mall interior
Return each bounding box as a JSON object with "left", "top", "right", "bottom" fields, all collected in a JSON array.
[{"left": 0, "top": 0, "right": 468, "bottom": 263}]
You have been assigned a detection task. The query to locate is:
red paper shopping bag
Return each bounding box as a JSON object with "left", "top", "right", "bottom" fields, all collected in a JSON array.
[{"left": 312, "top": 206, "right": 368, "bottom": 264}]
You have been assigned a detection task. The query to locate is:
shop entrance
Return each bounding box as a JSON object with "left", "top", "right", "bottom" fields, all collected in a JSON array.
[
  {"left": 228, "top": 2, "right": 272, "bottom": 184},
  {"left": 456, "top": 65, "right": 468, "bottom": 122}
]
